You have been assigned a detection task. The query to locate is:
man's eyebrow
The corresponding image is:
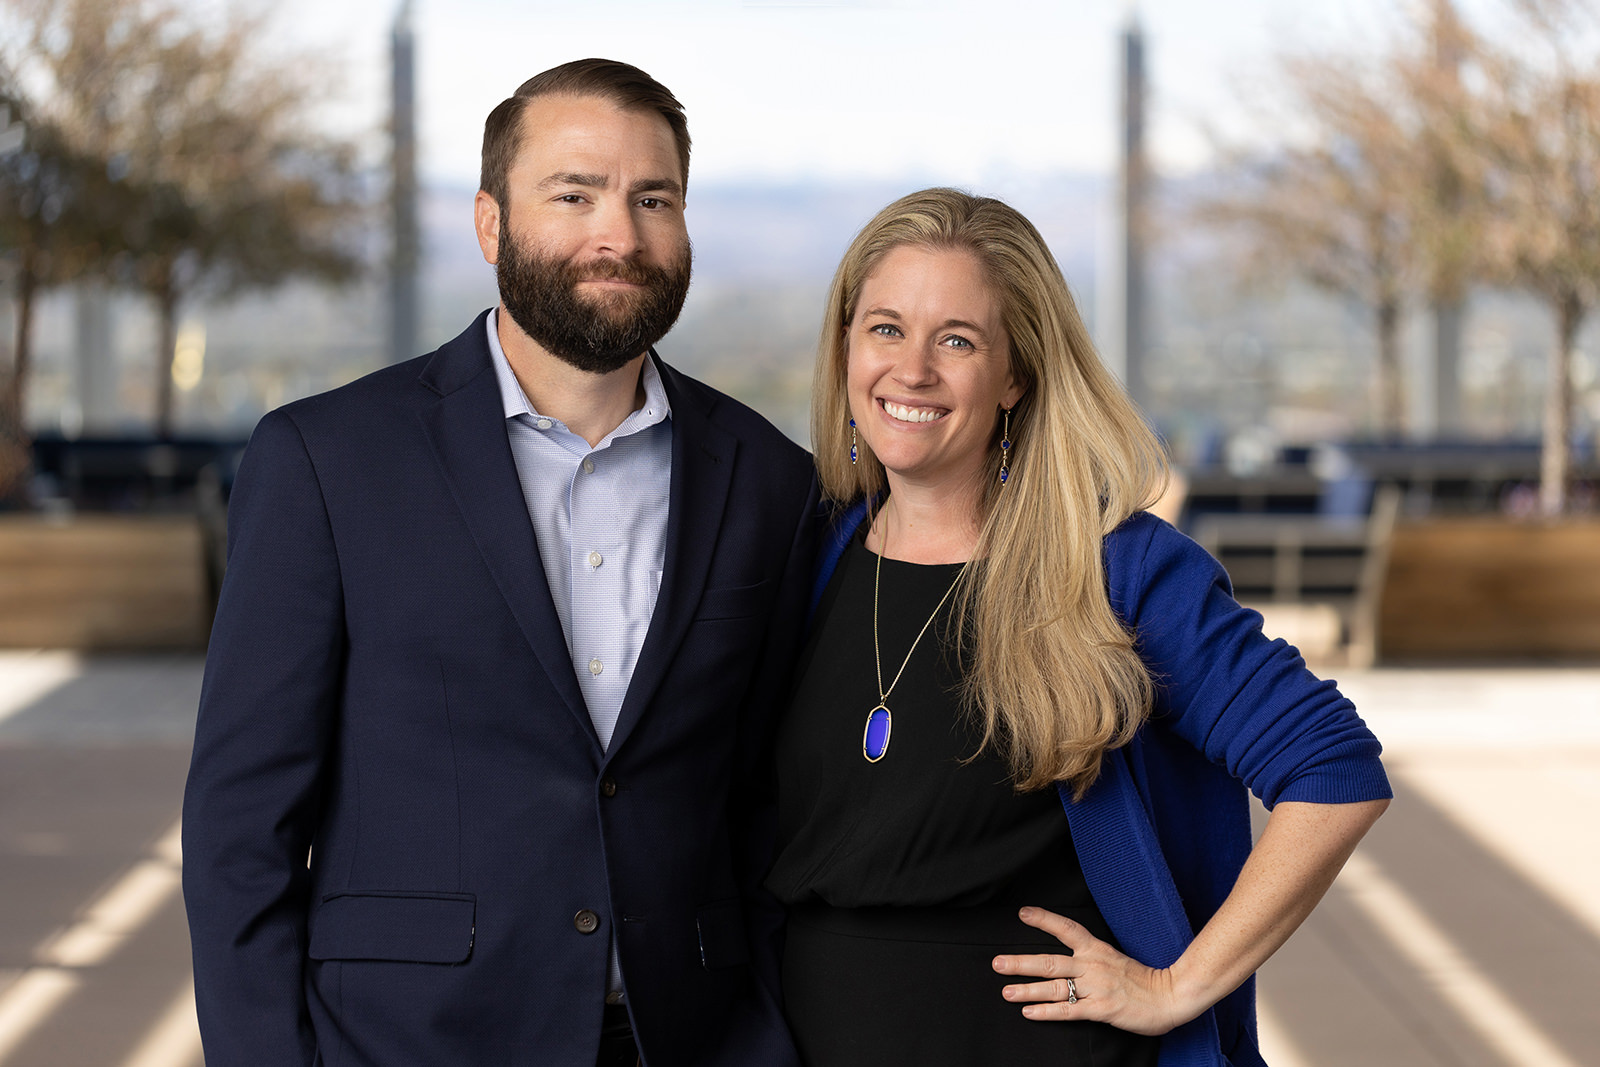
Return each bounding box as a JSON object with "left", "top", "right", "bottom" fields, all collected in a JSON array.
[
  {"left": 628, "top": 177, "right": 684, "bottom": 199},
  {"left": 538, "top": 172, "right": 608, "bottom": 190}
]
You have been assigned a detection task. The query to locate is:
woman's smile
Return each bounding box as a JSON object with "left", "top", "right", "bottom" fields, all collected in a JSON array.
[{"left": 879, "top": 398, "right": 950, "bottom": 424}]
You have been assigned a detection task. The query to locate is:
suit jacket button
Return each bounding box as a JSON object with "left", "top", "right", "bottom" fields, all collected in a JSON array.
[
  {"left": 574, "top": 909, "right": 601, "bottom": 934},
  {"left": 600, "top": 776, "right": 617, "bottom": 798}
]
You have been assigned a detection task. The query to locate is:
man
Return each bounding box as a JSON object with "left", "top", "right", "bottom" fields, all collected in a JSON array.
[{"left": 183, "top": 59, "right": 814, "bottom": 1066}]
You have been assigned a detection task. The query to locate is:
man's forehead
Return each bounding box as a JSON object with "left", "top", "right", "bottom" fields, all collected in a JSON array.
[
  {"left": 516, "top": 94, "right": 674, "bottom": 150},
  {"left": 508, "top": 95, "right": 681, "bottom": 186}
]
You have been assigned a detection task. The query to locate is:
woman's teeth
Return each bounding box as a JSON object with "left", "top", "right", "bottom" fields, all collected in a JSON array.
[{"left": 882, "top": 400, "right": 946, "bottom": 424}]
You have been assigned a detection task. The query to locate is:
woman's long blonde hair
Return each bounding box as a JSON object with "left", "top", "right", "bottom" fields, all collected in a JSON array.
[{"left": 812, "top": 188, "right": 1170, "bottom": 797}]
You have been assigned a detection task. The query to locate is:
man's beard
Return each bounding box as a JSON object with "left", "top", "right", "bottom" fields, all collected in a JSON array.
[{"left": 496, "top": 222, "right": 692, "bottom": 376}]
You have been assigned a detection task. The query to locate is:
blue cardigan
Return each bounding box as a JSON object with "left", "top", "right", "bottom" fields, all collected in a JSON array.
[{"left": 811, "top": 502, "right": 1392, "bottom": 1067}]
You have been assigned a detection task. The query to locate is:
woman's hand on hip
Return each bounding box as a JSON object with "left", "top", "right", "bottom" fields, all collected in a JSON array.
[{"left": 991, "top": 907, "right": 1195, "bottom": 1036}]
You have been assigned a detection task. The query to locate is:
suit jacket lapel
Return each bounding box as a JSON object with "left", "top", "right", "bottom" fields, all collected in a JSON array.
[
  {"left": 417, "top": 316, "right": 601, "bottom": 755},
  {"left": 604, "top": 356, "right": 736, "bottom": 761}
]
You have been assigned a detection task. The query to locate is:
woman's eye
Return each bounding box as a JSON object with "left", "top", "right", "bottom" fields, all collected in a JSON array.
[
  {"left": 869, "top": 323, "right": 901, "bottom": 338},
  {"left": 943, "top": 335, "right": 974, "bottom": 349}
]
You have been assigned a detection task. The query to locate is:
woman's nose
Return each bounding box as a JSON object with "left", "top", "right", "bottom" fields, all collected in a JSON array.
[{"left": 892, "top": 342, "right": 938, "bottom": 385}]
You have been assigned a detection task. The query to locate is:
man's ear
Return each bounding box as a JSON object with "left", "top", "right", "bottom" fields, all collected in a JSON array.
[{"left": 474, "top": 191, "right": 502, "bottom": 266}]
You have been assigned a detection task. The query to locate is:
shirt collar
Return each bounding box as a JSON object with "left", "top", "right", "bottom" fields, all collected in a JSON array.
[{"left": 486, "top": 307, "right": 671, "bottom": 430}]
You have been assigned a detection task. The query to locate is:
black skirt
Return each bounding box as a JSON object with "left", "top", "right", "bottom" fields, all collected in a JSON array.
[{"left": 784, "top": 899, "right": 1160, "bottom": 1067}]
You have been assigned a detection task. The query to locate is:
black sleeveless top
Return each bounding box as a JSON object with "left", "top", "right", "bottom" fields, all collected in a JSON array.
[{"left": 768, "top": 536, "right": 1089, "bottom": 910}]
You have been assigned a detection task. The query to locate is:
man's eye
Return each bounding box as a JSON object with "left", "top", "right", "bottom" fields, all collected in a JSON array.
[
  {"left": 558, "top": 194, "right": 585, "bottom": 204},
  {"left": 639, "top": 197, "right": 662, "bottom": 209}
]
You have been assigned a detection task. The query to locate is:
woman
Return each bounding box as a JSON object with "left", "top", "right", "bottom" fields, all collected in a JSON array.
[{"left": 766, "top": 188, "right": 1390, "bottom": 1066}]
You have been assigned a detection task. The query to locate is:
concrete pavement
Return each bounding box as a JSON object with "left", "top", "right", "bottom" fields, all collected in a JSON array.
[
  {"left": 0, "top": 653, "right": 200, "bottom": 1067},
  {"left": 1257, "top": 667, "right": 1600, "bottom": 1067}
]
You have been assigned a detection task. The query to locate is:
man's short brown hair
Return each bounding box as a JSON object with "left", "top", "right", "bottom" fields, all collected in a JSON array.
[{"left": 479, "top": 58, "right": 691, "bottom": 211}]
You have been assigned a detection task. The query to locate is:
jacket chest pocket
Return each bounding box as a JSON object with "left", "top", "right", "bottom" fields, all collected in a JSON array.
[{"left": 694, "top": 579, "right": 770, "bottom": 622}]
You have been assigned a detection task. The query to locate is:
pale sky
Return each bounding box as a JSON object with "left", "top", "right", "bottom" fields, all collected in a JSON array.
[{"left": 258, "top": 0, "right": 1509, "bottom": 187}]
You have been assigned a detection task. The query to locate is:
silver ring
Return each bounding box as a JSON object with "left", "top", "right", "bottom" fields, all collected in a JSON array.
[{"left": 1066, "top": 977, "right": 1079, "bottom": 1004}]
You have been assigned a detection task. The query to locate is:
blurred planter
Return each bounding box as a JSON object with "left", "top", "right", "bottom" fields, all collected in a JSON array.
[
  {"left": 0, "top": 515, "right": 210, "bottom": 651},
  {"left": 1378, "top": 517, "right": 1600, "bottom": 661}
]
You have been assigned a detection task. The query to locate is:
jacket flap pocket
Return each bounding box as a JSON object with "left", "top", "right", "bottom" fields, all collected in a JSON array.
[
  {"left": 695, "top": 898, "right": 750, "bottom": 970},
  {"left": 309, "top": 892, "right": 476, "bottom": 964}
]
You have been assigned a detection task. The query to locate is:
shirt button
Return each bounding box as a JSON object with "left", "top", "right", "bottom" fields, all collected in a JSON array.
[
  {"left": 574, "top": 909, "right": 600, "bottom": 934},
  {"left": 588, "top": 658, "right": 603, "bottom": 676},
  {"left": 588, "top": 551, "right": 603, "bottom": 568},
  {"left": 600, "top": 776, "right": 617, "bottom": 798},
  {"left": 535, "top": 418, "right": 552, "bottom": 430},
  {"left": 582, "top": 458, "right": 596, "bottom": 474},
  {"left": 604, "top": 990, "right": 625, "bottom": 1005}
]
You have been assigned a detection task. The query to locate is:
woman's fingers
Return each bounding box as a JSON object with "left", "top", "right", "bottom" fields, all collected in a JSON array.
[
  {"left": 991, "top": 951, "right": 1076, "bottom": 978},
  {"left": 999, "top": 977, "right": 1080, "bottom": 1003},
  {"left": 1015, "top": 905, "right": 1089, "bottom": 947},
  {"left": 990, "top": 909, "right": 1184, "bottom": 1036}
]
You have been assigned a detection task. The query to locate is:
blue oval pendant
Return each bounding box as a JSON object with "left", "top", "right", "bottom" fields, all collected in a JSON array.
[{"left": 862, "top": 704, "right": 892, "bottom": 762}]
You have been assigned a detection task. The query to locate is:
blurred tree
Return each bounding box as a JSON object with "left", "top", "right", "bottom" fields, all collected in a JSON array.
[
  {"left": 1204, "top": 0, "right": 1600, "bottom": 511},
  {"left": 1198, "top": 52, "right": 1422, "bottom": 438},
  {"left": 4, "top": 0, "right": 365, "bottom": 440},
  {"left": 0, "top": 74, "right": 133, "bottom": 501},
  {"left": 1469, "top": 0, "right": 1600, "bottom": 515}
]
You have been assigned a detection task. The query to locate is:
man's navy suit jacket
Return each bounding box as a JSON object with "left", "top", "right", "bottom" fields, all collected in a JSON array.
[{"left": 182, "top": 312, "right": 817, "bottom": 1066}]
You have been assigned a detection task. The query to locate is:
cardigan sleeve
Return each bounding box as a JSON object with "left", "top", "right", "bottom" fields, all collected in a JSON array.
[{"left": 1107, "top": 512, "right": 1391, "bottom": 809}]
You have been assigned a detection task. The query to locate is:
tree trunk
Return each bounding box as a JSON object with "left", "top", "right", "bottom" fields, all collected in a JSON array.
[
  {"left": 0, "top": 252, "right": 39, "bottom": 503},
  {"left": 154, "top": 278, "right": 178, "bottom": 440},
  {"left": 1539, "top": 290, "right": 1584, "bottom": 517},
  {"left": 5, "top": 249, "right": 37, "bottom": 425},
  {"left": 1377, "top": 299, "right": 1405, "bottom": 438}
]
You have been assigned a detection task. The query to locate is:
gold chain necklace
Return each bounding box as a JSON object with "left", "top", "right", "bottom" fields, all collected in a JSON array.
[{"left": 863, "top": 515, "right": 968, "bottom": 763}]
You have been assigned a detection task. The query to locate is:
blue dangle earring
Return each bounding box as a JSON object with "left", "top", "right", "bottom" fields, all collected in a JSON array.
[
  {"left": 998, "top": 407, "right": 1013, "bottom": 484},
  {"left": 850, "top": 417, "right": 858, "bottom": 464}
]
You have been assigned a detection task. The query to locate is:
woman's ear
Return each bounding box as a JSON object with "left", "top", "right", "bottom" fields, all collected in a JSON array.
[{"left": 1002, "top": 371, "right": 1030, "bottom": 412}]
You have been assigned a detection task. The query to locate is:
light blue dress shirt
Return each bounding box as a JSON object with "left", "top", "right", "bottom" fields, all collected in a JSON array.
[
  {"left": 486, "top": 310, "right": 673, "bottom": 1002},
  {"left": 486, "top": 310, "right": 673, "bottom": 751}
]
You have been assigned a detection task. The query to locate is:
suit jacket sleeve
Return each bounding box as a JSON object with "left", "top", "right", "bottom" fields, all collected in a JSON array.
[
  {"left": 183, "top": 408, "right": 345, "bottom": 1065},
  {"left": 717, "top": 470, "right": 818, "bottom": 1066}
]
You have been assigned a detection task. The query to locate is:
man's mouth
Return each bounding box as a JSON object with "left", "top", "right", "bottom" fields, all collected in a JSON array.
[
  {"left": 880, "top": 399, "right": 948, "bottom": 424},
  {"left": 577, "top": 259, "right": 653, "bottom": 286}
]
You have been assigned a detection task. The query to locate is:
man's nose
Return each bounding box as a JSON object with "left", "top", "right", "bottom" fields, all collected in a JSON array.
[{"left": 590, "top": 198, "right": 643, "bottom": 258}]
